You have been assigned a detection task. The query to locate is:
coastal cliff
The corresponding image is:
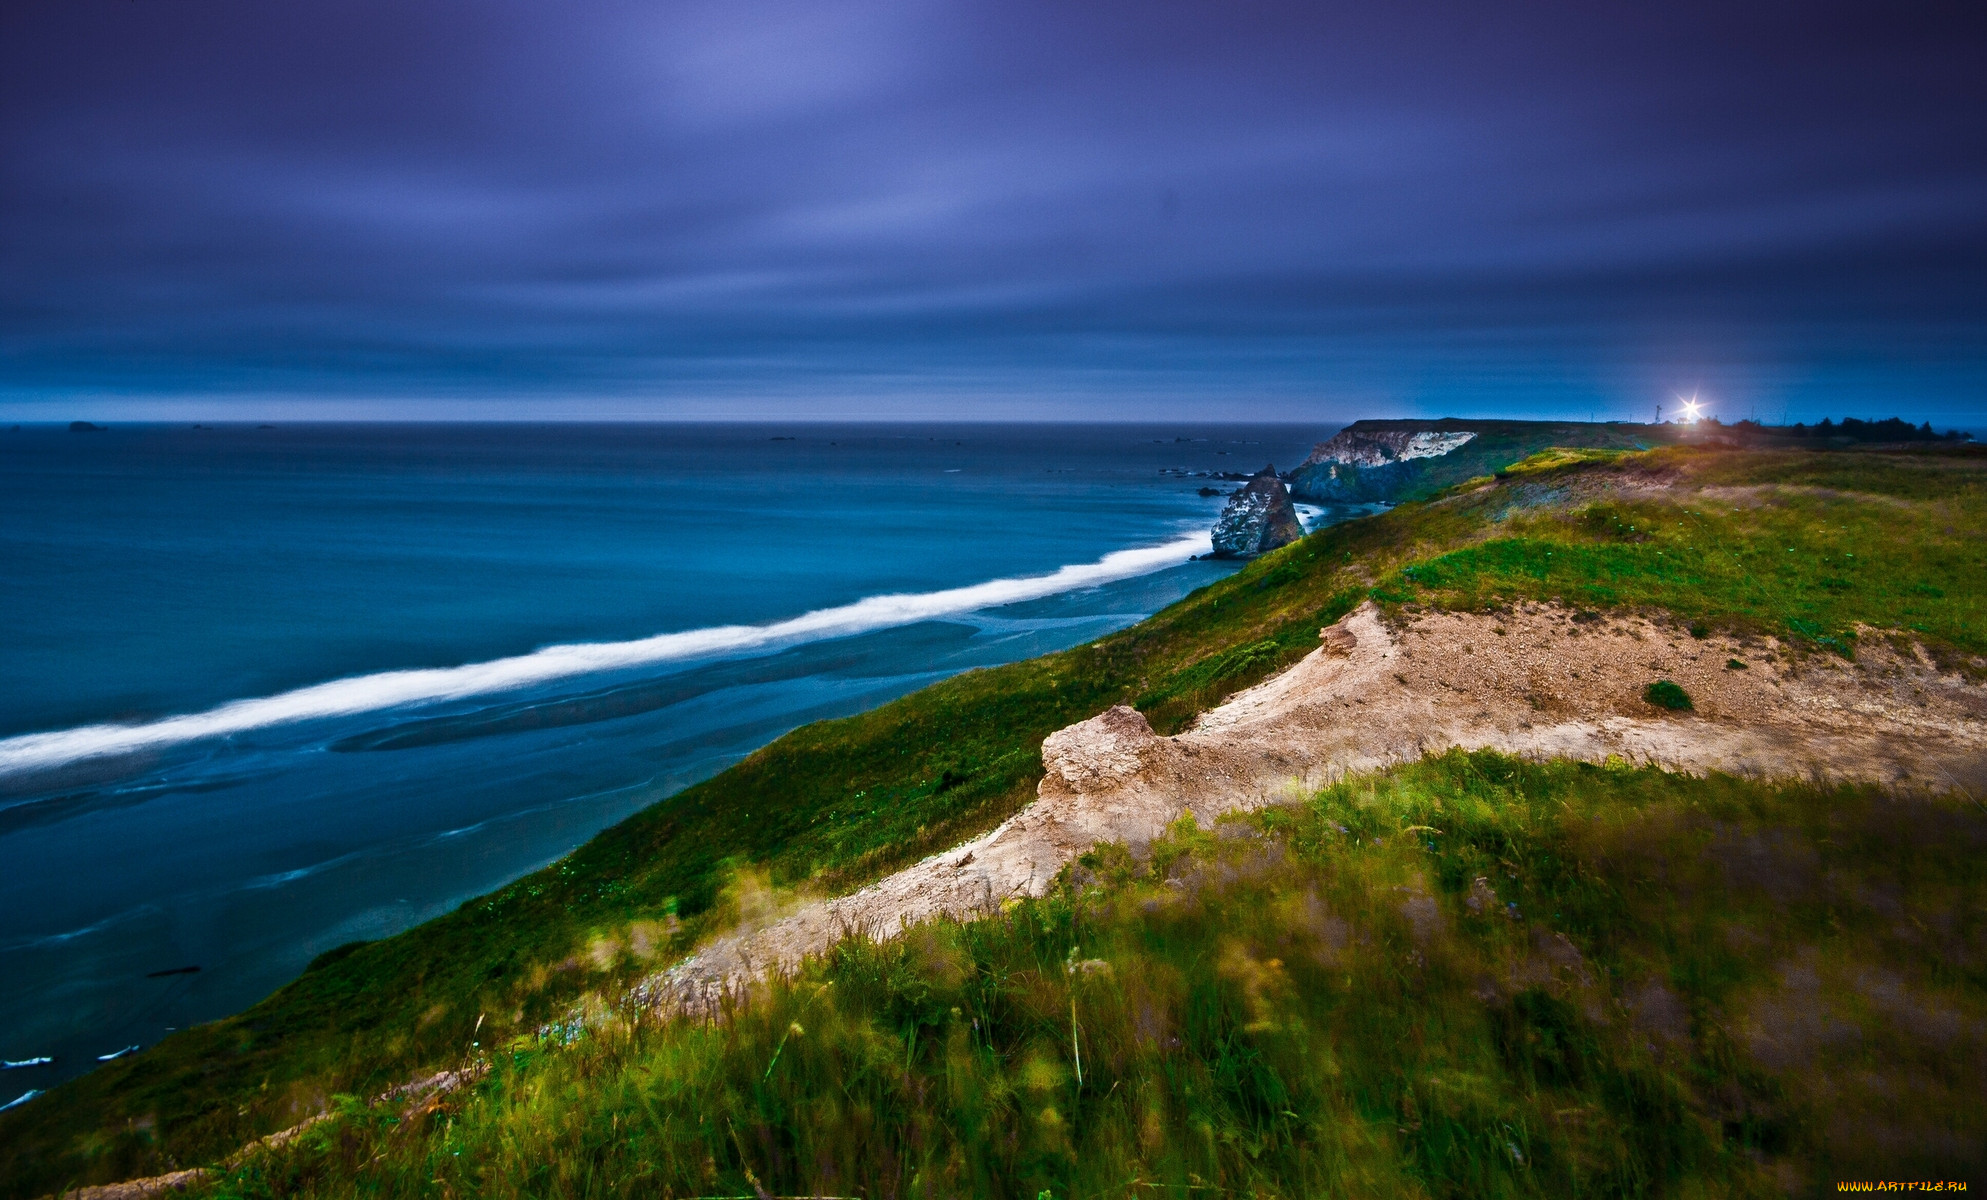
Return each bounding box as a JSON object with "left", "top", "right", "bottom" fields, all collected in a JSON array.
[
  {"left": 1291, "top": 417, "right": 1972, "bottom": 506},
  {"left": 1287, "top": 417, "right": 1670, "bottom": 503},
  {"left": 1208, "top": 464, "right": 1304, "bottom": 557}
]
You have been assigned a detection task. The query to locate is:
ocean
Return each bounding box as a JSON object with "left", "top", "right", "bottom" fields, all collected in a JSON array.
[{"left": 0, "top": 421, "right": 1348, "bottom": 1094}]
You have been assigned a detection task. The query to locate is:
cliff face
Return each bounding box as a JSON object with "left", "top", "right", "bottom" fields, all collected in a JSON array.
[
  {"left": 1299, "top": 428, "right": 1476, "bottom": 469},
  {"left": 1288, "top": 425, "right": 1481, "bottom": 503},
  {"left": 1209, "top": 465, "right": 1305, "bottom": 558},
  {"left": 1288, "top": 418, "right": 1670, "bottom": 504}
]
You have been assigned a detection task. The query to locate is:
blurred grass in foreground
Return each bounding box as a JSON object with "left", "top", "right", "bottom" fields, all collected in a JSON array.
[{"left": 214, "top": 752, "right": 1987, "bottom": 1198}]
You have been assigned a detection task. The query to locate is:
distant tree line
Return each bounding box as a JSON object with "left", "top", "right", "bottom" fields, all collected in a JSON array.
[{"left": 1710, "top": 416, "right": 1973, "bottom": 442}]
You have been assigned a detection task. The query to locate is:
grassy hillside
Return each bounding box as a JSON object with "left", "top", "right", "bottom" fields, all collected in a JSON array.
[
  {"left": 203, "top": 753, "right": 1987, "bottom": 1198},
  {"left": 4, "top": 440, "right": 1982, "bottom": 1197},
  {"left": 1374, "top": 446, "right": 1987, "bottom": 665}
]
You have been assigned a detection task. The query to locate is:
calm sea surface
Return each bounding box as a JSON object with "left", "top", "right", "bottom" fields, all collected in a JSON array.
[{"left": 0, "top": 421, "right": 1347, "bottom": 1095}]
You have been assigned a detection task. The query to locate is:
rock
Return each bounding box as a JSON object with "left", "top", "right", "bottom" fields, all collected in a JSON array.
[
  {"left": 1208, "top": 465, "right": 1305, "bottom": 558},
  {"left": 1040, "top": 705, "right": 1159, "bottom": 794},
  {"left": 68, "top": 421, "right": 107, "bottom": 432}
]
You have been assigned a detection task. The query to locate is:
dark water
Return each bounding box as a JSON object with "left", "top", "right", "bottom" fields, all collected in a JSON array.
[{"left": 0, "top": 421, "right": 1349, "bottom": 1098}]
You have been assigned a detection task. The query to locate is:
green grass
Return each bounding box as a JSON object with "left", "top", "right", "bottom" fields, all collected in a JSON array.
[
  {"left": 1499, "top": 446, "right": 1641, "bottom": 476},
  {"left": 200, "top": 753, "right": 1987, "bottom": 1198},
  {"left": 4, "top": 442, "right": 1982, "bottom": 1198},
  {"left": 1374, "top": 445, "right": 1987, "bottom": 664}
]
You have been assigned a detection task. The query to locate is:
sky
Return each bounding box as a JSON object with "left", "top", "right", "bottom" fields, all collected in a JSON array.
[{"left": 3, "top": 0, "right": 1985, "bottom": 423}]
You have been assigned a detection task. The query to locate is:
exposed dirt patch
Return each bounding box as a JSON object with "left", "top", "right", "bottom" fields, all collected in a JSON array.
[
  {"left": 640, "top": 602, "right": 1985, "bottom": 1013},
  {"left": 46, "top": 1169, "right": 208, "bottom": 1200}
]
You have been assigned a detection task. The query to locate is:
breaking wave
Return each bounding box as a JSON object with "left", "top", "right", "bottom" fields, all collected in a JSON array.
[{"left": 0, "top": 534, "right": 1210, "bottom": 776}]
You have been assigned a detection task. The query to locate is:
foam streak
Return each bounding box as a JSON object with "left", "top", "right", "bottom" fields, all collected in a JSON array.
[{"left": 0, "top": 535, "right": 1210, "bottom": 776}]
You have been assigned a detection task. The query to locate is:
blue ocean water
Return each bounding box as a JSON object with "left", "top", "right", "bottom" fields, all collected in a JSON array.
[{"left": 0, "top": 421, "right": 1346, "bottom": 1095}]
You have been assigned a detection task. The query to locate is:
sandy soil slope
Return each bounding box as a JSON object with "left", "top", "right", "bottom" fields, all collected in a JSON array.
[{"left": 640, "top": 601, "right": 1986, "bottom": 1014}]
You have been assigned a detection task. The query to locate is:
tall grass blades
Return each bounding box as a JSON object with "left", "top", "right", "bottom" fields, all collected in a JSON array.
[{"left": 210, "top": 754, "right": 1986, "bottom": 1199}]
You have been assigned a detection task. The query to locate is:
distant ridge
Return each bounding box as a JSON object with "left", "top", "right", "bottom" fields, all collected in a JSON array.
[{"left": 1287, "top": 415, "right": 1971, "bottom": 505}]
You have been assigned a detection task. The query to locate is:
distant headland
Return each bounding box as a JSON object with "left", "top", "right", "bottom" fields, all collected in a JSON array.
[
  {"left": 1201, "top": 415, "right": 1972, "bottom": 555},
  {"left": 1285, "top": 415, "right": 1969, "bottom": 506}
]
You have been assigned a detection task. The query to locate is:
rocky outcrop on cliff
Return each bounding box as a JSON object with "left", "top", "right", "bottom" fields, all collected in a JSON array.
[
  {"left": 1209, "top": 465, "right": 1305, "bottom": 558},
  {"left": 1301, "top": 428, "right": 1476, "bottom": 469},
  {"left": 1288, "top": 425, "right": 1477, "bottom": 502}
]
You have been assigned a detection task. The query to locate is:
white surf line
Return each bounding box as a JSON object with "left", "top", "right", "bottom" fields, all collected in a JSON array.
[{"left": 0, "top": 534, "right": 1212, "bottom": 777}]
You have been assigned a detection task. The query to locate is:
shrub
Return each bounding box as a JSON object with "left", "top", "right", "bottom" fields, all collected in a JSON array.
[{"left": 1643, "top": 680, "right": 1693, "bottom": 710}]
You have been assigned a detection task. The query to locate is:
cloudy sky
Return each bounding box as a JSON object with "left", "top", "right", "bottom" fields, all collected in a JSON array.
[{"left": 4, "top": 0, "right": 1984, "bottom": 421}]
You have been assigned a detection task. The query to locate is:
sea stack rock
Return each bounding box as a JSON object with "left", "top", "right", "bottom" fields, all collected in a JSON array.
[{"left": 1209, "top": 465, "right": 1305, "bottom": 558}]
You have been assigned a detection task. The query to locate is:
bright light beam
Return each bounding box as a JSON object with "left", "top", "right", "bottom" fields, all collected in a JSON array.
[{"left": 1678, "top": 394, "right": 1704, "bottom": 423}]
